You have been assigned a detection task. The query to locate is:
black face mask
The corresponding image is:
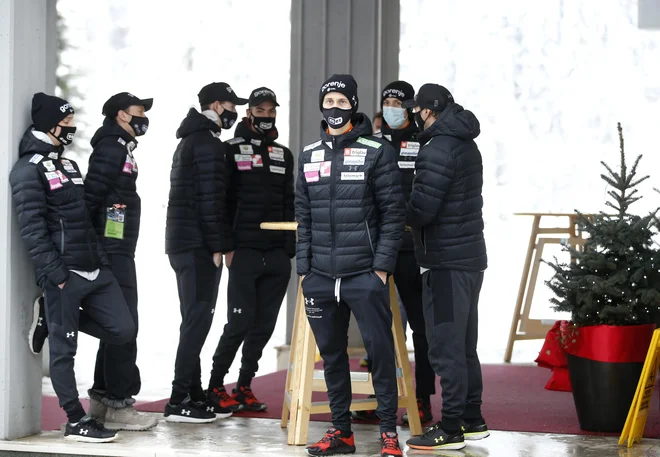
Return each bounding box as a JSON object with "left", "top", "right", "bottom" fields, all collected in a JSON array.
[
  {"left": 414, "top": 111, "right": 427, "bottom": 132},
  {"left": 128, "top": 114, "right": 149, "bottom": 136},
  {"left": 322, "top": 107, "right": 351, "bottom": 129},
  {"left": 220, "top": 109, "right": 238, "bottom": 130},
  {"left": 251, "top": 115, "right": 276, "bottom": 134},
  {"left": 53, "top": 125, "right": 77, "bottom": 146}
]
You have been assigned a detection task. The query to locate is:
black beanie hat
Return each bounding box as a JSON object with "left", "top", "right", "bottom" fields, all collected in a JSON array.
[
  {"left": 319, "top": 74, "right": 359, "bottom": 113},
  {"left": 381, "top": 81, "right": 415, "bottom": 106},
  {"left": 31, "top": 93, "right": 74, "bottom": 133}
]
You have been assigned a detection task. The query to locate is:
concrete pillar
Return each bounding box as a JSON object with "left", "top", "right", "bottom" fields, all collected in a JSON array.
[
  {"left": 0, "top": 0, "right": 56, "bottom": 440},
  {"left": 286, "top": 0, "right": 400, "bottom": 346}
]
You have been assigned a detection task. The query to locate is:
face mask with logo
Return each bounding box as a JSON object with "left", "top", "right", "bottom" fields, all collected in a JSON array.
[
  {"left": 322, "top": 107, "right": 351, "bottom": 129},
  {"left": 128, "top": 114, "right": 149, "bottom": 137},
  {"left": 219, "top": 108, "right": 238, "bottom": 130},
  {"left": 54, "top": 125, "right": 77, "bottom": 146},
  {"left": 251, "top": 115, "right": 276, "bottom": 134},
  {"left": 383, "top": 107, "right": 407, "bottom": 129}
]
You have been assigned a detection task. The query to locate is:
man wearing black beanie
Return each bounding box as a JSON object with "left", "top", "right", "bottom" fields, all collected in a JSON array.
[
  {"left": 296, "top": 74, "right": 406, "bottom": 457},
  {"left": 353, "top": 80, "right": 437, "bottom": 426},
  {"left": 9, "top": 93, "right": 135, "bottom": 443}
]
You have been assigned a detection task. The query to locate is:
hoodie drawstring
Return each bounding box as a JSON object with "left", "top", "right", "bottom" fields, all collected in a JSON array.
[{"left": 334, "top": 278, "right": 342, "bottom": 304}]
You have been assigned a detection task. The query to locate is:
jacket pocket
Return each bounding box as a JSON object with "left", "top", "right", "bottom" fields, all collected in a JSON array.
[{"left": 365, "top": 221, "right": 375, "bottom": 255}]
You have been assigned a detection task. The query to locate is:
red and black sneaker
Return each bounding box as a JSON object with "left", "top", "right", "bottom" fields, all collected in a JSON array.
[
  {"left": 380, "top": 432, "right": 403, "bottom": 457},
  {"left": 207, "top": 387, "right": 243, "bottom": 413},
  {"left": 306, "top": 428, "right": 356, "bottom": 456},
  {"left": 350, "top": 395, "right": 378, "bottom": 421},
  {"left": 402, "top": 398, "right": 433, "bottom": 424},
  {"left": 231, "top": 386, "right": 267, "bottom": 411}
]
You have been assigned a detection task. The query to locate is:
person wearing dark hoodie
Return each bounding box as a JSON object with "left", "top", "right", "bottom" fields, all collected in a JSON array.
[
  {"left": 296, "top": 74, "right": 405, "bottom": 457},
  {"left": 84, "top": 92, "right": 157, "bottom": 432},
  {"left": 403, "top": 84, "right": 489, "bottom": 452},
  {"left": 9, "top": 93, "right": 135, "bottom": 443},
  {"left": 206, "top": 87, "right": 294, "bottom": 413},
  {"left": 164, "top": 82, "right": 247, "bottom": 423},
  {"left": 353, "top": 81, "right": 436, "bottom": 426}
]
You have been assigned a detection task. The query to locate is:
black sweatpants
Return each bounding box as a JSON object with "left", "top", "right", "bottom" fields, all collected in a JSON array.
[
  {"left": 92, "top": 254, "right": 140, "bottom": 400},
  {"left": 209, "top": 247, "right": 290, "bottom": 388},
  {"left": 169, "top": 248, "right": 222, "bottom": 405},
  {"left": 393, "top": 251, "right": 436, "bottom": 399},
  {"left": 422, "top": 269, "right": 485, "bottom": 432},
  {"left": 302, "top": 271, "right": 398, "bottom": 433},
  {"left": 43, "top": 269, "right": 135, "bottom": 422}
]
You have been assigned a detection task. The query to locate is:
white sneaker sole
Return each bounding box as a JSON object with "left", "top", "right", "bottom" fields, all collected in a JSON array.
[
  {"left": 64, "top": 434, "right": 118, "bottom": 443},
  {"left": 27, "top": 297, "right": 42, "bottom": 355},
  {"left": 408, "top": 442, "right": 466, "bottom": 451},
  {"left": 164, "top": 415, "right": 217, "bottom": 424},
  {"left": 104, "top": 420, "right": 159, "bottom": 431},
  {"left": 465, "top": 430, "right": 490, "bottom": 440}
]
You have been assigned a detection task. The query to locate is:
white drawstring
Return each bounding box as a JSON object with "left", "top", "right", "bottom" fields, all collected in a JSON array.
[{"left": 334, "top": 278, "right": 342, "bottom": 304}]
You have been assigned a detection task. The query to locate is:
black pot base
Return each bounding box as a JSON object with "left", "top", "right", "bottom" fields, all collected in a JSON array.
[{"left": 567, "top": 353, "right": 645, "bottom": 433}]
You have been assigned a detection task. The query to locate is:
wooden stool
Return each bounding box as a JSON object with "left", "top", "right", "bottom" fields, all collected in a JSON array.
[
  {"left": 260, "top": 222, "right": 422, "bottom": 446},
  {"left": 504, "top": 212, "right": 595, "bottom": 362}
]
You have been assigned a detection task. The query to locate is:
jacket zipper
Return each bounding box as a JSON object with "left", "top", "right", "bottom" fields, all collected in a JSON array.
[
  {"left": 330, "top": 138, "right": 337, "bottom": 278},
  {"left": 59, "top": 219, "right": 65, "bottom": 254},
  {"left": 421, "top": 227, "right": 427, "bottom": 254},
  {"left": 365, "top": 221, "right": 374, "bottom": 255},
  {"left": 232, "top": 203, "right": 240, "bottom": 231}
]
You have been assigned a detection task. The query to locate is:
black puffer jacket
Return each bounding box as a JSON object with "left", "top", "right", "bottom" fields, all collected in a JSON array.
[
  {"left": 381, "top": 120, "right": 420, "bottom": 252},
  {"left": 225, "top": 119, "right": 295, "bottom": 257},
  {"left": 407, "top": 104, "right": 487, "bottom": 271},
  {"left": 165, "top": 108, "right": 233, "bottom": 254},
  {"left": 85, "top": 118, "right": 141, "bottom": 257},
  {"left": 295, "top": 114, "right": 405, "bottom": 278},
  {"left": 9, "top": 128, "right": 107, "bottom": 288}
]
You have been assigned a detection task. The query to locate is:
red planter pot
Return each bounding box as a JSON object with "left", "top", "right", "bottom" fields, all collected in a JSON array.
[{"left": 564, "top": 324, "right": 655, "bottom": 433}]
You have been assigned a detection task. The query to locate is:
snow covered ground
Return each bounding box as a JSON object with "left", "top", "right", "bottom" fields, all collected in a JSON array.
[{"left": 43, "top": 0, "right": 660, "bottom": 401}]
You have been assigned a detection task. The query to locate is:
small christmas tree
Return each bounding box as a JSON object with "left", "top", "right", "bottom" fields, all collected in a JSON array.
[{"left": 546, "top": 123, "right": 660, "bottom": 327}]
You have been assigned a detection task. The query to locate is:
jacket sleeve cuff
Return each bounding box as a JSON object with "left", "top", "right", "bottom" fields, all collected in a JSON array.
[
  {"left": 296, "top": 259, "right": 311, "bottom": 276},
  {"left": 373, "top": 256, "right": 396, "bottom": 275},
  {"left": 49, "top": 265, "right": 70, "bottom": 286}
]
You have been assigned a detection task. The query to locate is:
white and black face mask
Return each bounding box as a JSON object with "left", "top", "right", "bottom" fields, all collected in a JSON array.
[{"left": 322, "top": 107, "right": 351, "bottom": 129}]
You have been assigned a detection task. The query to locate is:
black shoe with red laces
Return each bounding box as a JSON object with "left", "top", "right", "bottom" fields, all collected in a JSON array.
[
  {"left": 380, "top": 432, "right": 403, "bottom": 457},
  {"left": 402, "top": 398, "right": 433, "bottom": 424},
  {"left": 306, "top": 428, "right": 356, "bottom": 456},
  {"left": 231, "top": 386, "right": 267, "bottom": 411}
]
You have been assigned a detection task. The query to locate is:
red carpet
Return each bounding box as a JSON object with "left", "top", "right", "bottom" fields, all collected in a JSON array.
[{"left": 42, "top": 362, "right": 660, "bottom": 438}]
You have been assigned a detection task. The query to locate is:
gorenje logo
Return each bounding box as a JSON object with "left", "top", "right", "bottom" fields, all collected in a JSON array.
[
  {"left": 226, "top": 86, "right": 233, "bottom": 93},
  {"left": 59, "top": 103, "right": 72, "bottom": 113},
  {"left": 321, "top": 81, "right": 346, "bottom": 92},
  {"left": 253, "top": 89, "right": 275, "bottom": 98},
  {"left": 328, "top": 116, "right": 343, "bottom": 126},
  {"left": 382, "top": 88, "right": 405, "bottom": 99}
]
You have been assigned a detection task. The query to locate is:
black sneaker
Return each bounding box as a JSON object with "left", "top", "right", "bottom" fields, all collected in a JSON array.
[
  {"left": 64, "top": 415, "right": 117, "bottom": 443},
  {"left": 462, "top": 418, "right": 490, "bottom": 440},
  {"left": 351, "top": 395, "right": 378, "bottom": 421},
  {"left": 306, "top": 428, "right": 356, "bottom": 456},
  {"left": 164, "top": 397, "right": 216, "bottom": 423},
  {"left": 28, "top": 296, "right": 48, "bottom": 354},
  {"left": 406, "top": 422, "right": 466, "bottom": 451},
  {"left": 402, "top": 398, "right": 433, "bottom": 424},
  {"left": 231, "top": 386, "right": 267, "bottom": 412},
  {"left": 207, "top": 387, "right": 242, "bottom": 413}
]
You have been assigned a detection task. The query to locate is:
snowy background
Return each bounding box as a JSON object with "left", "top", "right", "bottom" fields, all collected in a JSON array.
[{"left": 45, "top": 0, "right": 660, "bottom": 401}]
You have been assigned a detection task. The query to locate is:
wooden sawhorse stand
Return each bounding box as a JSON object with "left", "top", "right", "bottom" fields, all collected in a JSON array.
[
  {"left": 504, "top": 212, "right": 595, "bottom": 362},
  {"left": 261, "top": 222, "right": 422, "bottom": 446}
]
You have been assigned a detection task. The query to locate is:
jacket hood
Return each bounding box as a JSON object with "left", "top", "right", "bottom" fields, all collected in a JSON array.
[
  {"left": 18, "top": 127, "right": 62, "bottom": 157},
  {"left": 234, "top": 118, "right": 279, "bottom": 144},
  {"left": 319, "top": 113, "right": 373, "bottom": 149},
  {"left": 90, "top": 117, "right": 136, "bottom": 148},
  {"left": 176, "top": 108, "right": 221, "bottom": 139},
  {"left": 418, "top": 103, "right": 480, "bottom": 144}
]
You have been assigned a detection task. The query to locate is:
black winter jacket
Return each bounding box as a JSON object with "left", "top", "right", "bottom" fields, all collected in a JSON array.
[
  {"left": 295, "top": 114, "right": 405, "bottom": 278},
  {"left": 9, "top": 128, "right": 107, "bottom": 288},
  {"left": 165, "top": 108, "right": 233, "bottom": 254},
  {"left": 380, "top": 120, "right": 420, "bottom": 252},
  {"left": 85, "top": 118, "right": 141, "bottom": 257},
  {"left": 225, "top": 120, "right": 295, "bottom": 257},
  {"left": 407, "top": 104, "right": 487, "bottom": 271}
]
